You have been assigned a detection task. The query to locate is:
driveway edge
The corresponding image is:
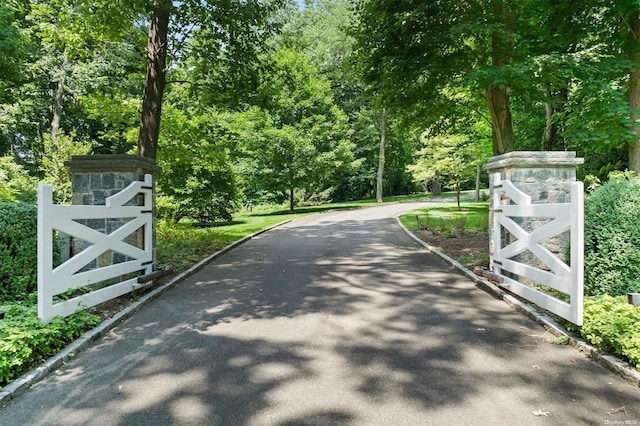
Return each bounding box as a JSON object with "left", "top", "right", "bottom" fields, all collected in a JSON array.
[
  {"left": 397, "top": 216, "right": 640, "bottom": 389},
  {"left": 0, "top": 220, "right": 292, "bottom": 405}
]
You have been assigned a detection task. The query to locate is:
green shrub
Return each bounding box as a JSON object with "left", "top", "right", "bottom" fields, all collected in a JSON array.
[
  {"left": 156, "top": 220, "right": 224, "bottom": 270},
  {"left": 0, "top": 156, "right": 37, "bottom": 203},
  {"left": 583, "top": 177, "right": 640, "bottom": 296},
  {"left": 0, "top": 300, "right": 100, "bottom": 387},
  {"left": 581, "top": 296, "right": 640, "bottom": 369},
  {"left": 0, "top": 202, "right": 38, "bottom": 301}
]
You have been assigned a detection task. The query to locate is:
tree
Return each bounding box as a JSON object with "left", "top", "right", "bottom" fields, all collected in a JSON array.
[
  {"left": 624, "top": 6, "right": 640, "bottom": 172},
  {"left": 352, "top": 0, "right": 524, "bottom": 155},
  {"left": 156, "top": 105, "right": 238, "bottom": 223},
  {"left": 0, "top": 1, "right": 29, "bottom": 105},
  {"left": 137, "top": 3, "right": 170, "bottom": 160},
  {"left": 84, "top": 0, "right": 286, "bottom": 161},
  {"left": 244, "top": 48, "right": 354, "bottom": 212},
  {"left": 408, "top": 132, "right": 491, "bottom": 209}
]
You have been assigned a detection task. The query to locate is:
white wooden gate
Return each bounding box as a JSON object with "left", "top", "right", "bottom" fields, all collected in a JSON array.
[
  {"left": 38, "top": 174, "right": 153, "bottom": 322},
  {"left": 492, "top": 173, "right": 584, "bottom": 326}
]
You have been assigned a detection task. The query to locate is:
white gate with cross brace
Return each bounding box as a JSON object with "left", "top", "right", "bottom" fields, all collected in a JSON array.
[
  {"left": 38, "top": 174, "right": 154, "bottom": 322},
  {"left": 492, "top": 173, "right": 584, "bottom": 326}
]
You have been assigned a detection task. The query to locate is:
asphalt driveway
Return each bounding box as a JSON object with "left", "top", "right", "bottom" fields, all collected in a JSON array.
[{"left": 1, "top": 202, "right": 638, "bottom": 425}]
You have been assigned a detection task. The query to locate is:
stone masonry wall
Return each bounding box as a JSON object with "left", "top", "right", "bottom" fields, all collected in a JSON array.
[
  {"left": 65, "top": 155, "right": 161, "bottom": 273},
  {"left": 486, "top": 151, "right": 584, "bottom": 276}
]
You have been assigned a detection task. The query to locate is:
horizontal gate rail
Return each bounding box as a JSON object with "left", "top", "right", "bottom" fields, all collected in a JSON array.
[
  {"left": 492, "top": 173, "right": 584, "bottom": 326},
  {"left": 38, "top": 174, "right": 153, "bottom": 322}
]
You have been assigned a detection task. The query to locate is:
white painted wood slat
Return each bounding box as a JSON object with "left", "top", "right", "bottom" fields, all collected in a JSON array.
[
  {"left": 491, "top": 173, "right": 583, "bottom": 326},
  {"left": 38, "top": 174, "right": 154, "bottom": 322}
]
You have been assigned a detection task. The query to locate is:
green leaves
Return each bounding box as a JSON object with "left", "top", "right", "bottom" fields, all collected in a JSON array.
[
  {"left": 0, "top": 301, "right": 99, "bottom": 387},
  {"left": 239, "top": 48, "right": 354, "bottom": 211},
  {"left": 0, "top": 156, "right": 37, "bottom": 203},
  {"left": 0, "top": 202, "right": 38, "bottom": 302},
  {"left": 581, "top": 296, "right": 640, "bottom": 369},
  {"left": 157, "top": 105, "right": 239, "bottom": 223},
  {"left": 584, "top": 176, "right": 640, "bottom": 296}
]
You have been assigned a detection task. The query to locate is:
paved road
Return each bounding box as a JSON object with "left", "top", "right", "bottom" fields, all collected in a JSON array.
[{"left": 1, "top": 203, "right": 639, "bottom": 425}]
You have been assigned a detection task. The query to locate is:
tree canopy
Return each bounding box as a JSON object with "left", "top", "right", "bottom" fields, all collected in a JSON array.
[{"left": 2, "top": 0, "right": 640, "bottom": 220}]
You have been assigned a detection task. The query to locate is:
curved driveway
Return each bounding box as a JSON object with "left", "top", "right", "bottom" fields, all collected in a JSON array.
[{"left": 1, "top": 202, "right": 639, "bottom": 425}]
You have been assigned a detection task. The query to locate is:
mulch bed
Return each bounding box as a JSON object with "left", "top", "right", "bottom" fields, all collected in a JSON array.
[{"left": 413, "top": 229, "right": 490, "bottom": 269}]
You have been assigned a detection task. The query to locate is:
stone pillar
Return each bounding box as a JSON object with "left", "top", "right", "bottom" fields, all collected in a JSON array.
[
  {"left": 65, "top": 154, "right": 161, "bottom": 270},
  {"left": 486, "top": 151, "right": 584, "bottom": 273}
]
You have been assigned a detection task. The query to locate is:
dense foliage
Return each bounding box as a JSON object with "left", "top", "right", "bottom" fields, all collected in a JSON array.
[
  {"left": 583, "top": 175, "right": 640, "bottom": 296},
  {"left": 0, "top": 300, "right": 100, "bottom": 386},
  {"left": 351, "top": 0, "right": 640, "bottom": 177},
  {"left": 581, "top": 296, "right": 640, "bottom": 369},
  {"left": 3, "top": 0, "right": 640, "bottom": 213},
  {"left": 0, "top": 157, "right": 37, "bottom": 203},
  {"left": 0, "top": 203, "right": 38, "bottom": 301}
]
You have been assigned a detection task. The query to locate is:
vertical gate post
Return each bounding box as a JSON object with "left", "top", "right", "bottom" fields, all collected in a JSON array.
[
  {"left": 486, "top": 151, "right": 584, "bottom": 272},
  {"left": 65, "top": 155, "right": 162, "bottom": 265}
]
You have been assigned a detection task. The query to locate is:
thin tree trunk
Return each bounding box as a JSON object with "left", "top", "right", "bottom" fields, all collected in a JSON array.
[
  {"left": 289, "top": 186, "right": 294, "bottom": 213},
  {"left": 543, "top": 83, "right": 556, "bottom": 151},
  {"left": 376, "top": 107, "right": 386, "bottom": 203},
  {"left": 629, "top": 10, "right": 640, "bottom": 173},
  {"left": 138, "top": 5, "right": 170, "bottom": 161},
  {"left": 51, "top": 77, "right": 64, "bottom": 142},
  {"left": 51, "top": 55, "right": 69, "bottom": 142},
  {"left": 475, "top": 163, "right": 481, "bottom": 202}
]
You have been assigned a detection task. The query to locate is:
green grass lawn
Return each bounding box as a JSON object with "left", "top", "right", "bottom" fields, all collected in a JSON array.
[{"left": 398, "top": 200, "right": 489, "bottom": 233}]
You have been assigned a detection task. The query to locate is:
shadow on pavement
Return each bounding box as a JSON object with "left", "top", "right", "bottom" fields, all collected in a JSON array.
[{"left": 2, "top": 215, "right": 638, "bottom": 425}]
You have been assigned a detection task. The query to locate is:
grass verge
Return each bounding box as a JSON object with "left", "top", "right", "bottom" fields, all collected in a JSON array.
[{"left": 398, "top": 200, "right": 489, "bottom": 233}]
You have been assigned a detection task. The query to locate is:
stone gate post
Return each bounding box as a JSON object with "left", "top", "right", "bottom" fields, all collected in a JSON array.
[
  {"left": 65, "top": 154, "right": 161, "bottom": 269},
  {"left": 486, "top": 151, "right": 584, "bottom": 272}
]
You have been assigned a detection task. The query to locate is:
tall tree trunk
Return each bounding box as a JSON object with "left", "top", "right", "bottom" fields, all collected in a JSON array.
[
  {"left": 485, "top": 86, "right": 514, "bottom": 155},
  {"left": 376, "top": 107, "right": 386, "bottom": 203},
  {"left": 485, "top": 0, "right": 515, "bottom": 156},
  {"left": 543, "top": 84, "right": 569, "bottom": 151},
  {"left": 543, "top": 83, "right": 556, "bottom": 151},
  {"left": 629, "top": 10, "right": 640, "bottom": 173},
  {"left": 138, "top": 5, "right": 170, "bottom": 161}
]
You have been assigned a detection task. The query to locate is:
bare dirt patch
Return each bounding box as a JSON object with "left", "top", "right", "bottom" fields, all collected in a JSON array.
[{"left": 413, "top": 229, "right": 490, "bottom": 269}]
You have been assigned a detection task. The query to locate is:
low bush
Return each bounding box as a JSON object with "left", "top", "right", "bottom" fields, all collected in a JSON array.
[
  {"left": 156, "top": 220, "right": 226, "bottom": 271},
  {"left": 580, "top": 296, "right": 640, "bottom": 369},
  {"left": 583, "top": 176, "right": 640, "bottom": 296},
  {"left": 0, "top": 300, "right": 100, "bottom": 387},
  {"left": 0, "top": 202, "right": 38, "bottom": 302},
  {"left": 157, "top": 192, "right": 234, "bottom": 224}
]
